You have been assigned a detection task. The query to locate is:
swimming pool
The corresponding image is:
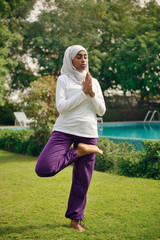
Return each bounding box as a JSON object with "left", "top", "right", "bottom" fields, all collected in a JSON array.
[
  {"left": 0, "top": 126, "right": 28, "bottom": 130},
  {"left": 98, "top": 122, "right": 160, "bottom": 151},
  {"left": 98, "top": 122, "right": 160, "bottom": 140}
]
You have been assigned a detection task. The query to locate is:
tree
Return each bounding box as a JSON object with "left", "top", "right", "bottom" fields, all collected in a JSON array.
[
  {"left": 9, "top": 61, "right": 38, "bottom": 90},
  {"left": 99, "top": 0, "right": 160, "bottom": 105},
  {"left": 22, "top": 76, "right": 58, "bottom": 132},
  {"left": 0, "top": 0, "right": 37, "bottom": 104},
  {"left": 7, "top": 0, "right": 160, "bottom": 107},
  {"left": 22, "top": 0, "right": 107, "bottom": 77},
  {"left": 0, "top": 24, "right": 20, "bottom": 105},
  {"left": 109, "top": 33, "right": 160, "bottom": 103}
]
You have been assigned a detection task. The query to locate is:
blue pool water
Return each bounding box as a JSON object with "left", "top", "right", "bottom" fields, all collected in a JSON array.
[
  {"left": 0, "top": 126, "right": 28, "bottom": 130},
  {"left": 98, "top": 122, "right": 160, "bottom": 140}
]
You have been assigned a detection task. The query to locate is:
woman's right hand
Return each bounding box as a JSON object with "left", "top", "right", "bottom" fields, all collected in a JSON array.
[{"left": 83, "top": 72, "right": 95, "bottom": 98}]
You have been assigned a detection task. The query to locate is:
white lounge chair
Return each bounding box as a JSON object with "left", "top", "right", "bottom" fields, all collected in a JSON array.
[{"left": 14, "top": 112, "right": 33, "bottom": 127}]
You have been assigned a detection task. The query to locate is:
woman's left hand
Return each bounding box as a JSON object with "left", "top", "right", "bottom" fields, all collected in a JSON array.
[{"left": 83, "top": 72, "right": 95, "bottom": 98}]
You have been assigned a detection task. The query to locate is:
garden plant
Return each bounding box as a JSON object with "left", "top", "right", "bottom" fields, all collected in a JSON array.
[{"left": 0, "top": 129, "right": 160, "bottom": 180}]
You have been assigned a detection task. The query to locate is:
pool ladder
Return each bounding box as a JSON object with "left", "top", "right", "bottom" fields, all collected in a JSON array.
[{"left": 144, "top": 110, "right": 160, "bottom": 123}]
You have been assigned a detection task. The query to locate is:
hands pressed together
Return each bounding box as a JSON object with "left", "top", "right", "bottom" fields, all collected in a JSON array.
[{"left": 83, "top": 72, "right": 95, "bottom": 98}]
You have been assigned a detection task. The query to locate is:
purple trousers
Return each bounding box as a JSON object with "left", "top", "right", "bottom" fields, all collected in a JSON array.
[{"left": 35, "top": 130, "right": 98, "bottom": 220}]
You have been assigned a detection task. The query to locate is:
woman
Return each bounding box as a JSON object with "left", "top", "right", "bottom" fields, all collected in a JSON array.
[{"left": 35, "top": 45, "right": 106, "bottom": 232}]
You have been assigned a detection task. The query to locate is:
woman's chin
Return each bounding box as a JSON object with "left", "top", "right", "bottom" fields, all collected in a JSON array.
[{"left": 78, "top": 67, "right": 86, "bottom": 72}]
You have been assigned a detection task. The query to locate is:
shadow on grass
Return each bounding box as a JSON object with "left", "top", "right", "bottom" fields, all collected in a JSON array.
[{"left": 0, "top": 223, "right": 70, "bottom": 237}]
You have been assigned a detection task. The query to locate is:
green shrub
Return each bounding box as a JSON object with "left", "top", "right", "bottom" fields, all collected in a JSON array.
[
  {"left": 117, "top": 141, "right": 160, "bottom": 180},
  {"left": 0, "top": 129, "right": 33, "bottom": 154},
  {"left": 0, "top": 130, "right": 160, "bottom": 179},
  {"left": 96, "top": 137, "right": 135, "bottom": 172},
  {"left": 97, "top": 138, "right": 160, "bottom": 180},
  {"left": 0, "top": 128, "right": 50, "bottom": 157},
  {"left": 116, "top": 151, "right": 140, "bottom": 177},
  {"left": 138, "top": 141, "right": 160, "bottom": 180},
  {"left": 26, "top": 128, "right": 51, "bottom": 156}
]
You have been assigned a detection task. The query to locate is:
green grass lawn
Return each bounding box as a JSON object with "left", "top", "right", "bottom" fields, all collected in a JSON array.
[{"left": 0, "top": 150, "right": 160, "bottom": 240}]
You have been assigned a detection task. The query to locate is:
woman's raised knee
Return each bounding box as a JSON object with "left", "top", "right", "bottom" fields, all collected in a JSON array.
[
  {"left": 35, "top": 162, "right": 57, "bottom": 177},
  {"left": 35, "top": 164, "right": 45, "bottom": 177}
]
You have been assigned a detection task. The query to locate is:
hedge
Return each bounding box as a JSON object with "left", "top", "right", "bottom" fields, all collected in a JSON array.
[
  {"left": 0, "top": 129, "right": 159, "bottom": 179},
  {"left": 95, "top": 138, "right": 160, "bottom": 180},
  {"left": 0, "top": 128, "right": 50, "bottom": 156}
]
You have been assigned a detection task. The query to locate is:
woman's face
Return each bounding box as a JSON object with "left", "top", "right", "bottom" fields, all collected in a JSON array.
[{"left": 72, "top": 50, "right": 88, "bottom": 71}]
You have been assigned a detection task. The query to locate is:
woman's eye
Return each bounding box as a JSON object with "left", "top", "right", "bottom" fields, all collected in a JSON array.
[{"left": 76, "top": 55, "right": 87, "bottom": 59}]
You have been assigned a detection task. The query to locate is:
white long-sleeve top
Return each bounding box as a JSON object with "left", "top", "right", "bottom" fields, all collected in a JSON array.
[{"left": 53, "top": 75, "right": 106, "bottom": 137}]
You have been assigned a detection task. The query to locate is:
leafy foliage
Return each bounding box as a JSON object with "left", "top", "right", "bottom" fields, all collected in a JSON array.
[
  {"left": 0, "top": 131, "right": 159, "bottom": 179},
  {"left": 96, "top": 137, "right": 160, "bottom": 179},
  {"left": 19, "top": 0, "right": 160, "bottom": 106},
  {"left": 99, "top": 1, "right": 160, "bottom": 101},
  {"left": 0, "top": 24, "right": 21, "bottom": 105},
  {"left": 22, "top": 0, "right": 106, "bottom": 77},
  {"left": 0, "top": 0, "right": 35, "bottom": 18},
  {"left": 0, "top": 129, "right": 50, "bottom": 156},
  {"left": 0, "top": 129, "right": 33, "bottom": 155},
  {"left": 139, "top": 140, "right": 160, "bottom": 179},
  {"left": 21, "top": 76, "right": 58, "bottom": 132},
  {"left": 18, "top": 76, "right": 58, "bottom": 151},
  {"left": 0, "top": 0, "right": 37, "bottom": 104},
  {"left": 10, "top": 61, "right": 38, "bottom": 90},
  {"left": 1, "top": 0, "right": 160, "bottom": 113},
  {"left": 95, "top": 137, "right": 135, "bottom": 172}
]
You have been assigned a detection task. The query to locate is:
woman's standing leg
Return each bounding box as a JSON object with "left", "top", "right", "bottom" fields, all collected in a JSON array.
[
  {"left": 35, "top": 131, "right": 79, "bottom": 177},
  {"left": 65, "top": 138, "right": 97, "bottom": 220}
]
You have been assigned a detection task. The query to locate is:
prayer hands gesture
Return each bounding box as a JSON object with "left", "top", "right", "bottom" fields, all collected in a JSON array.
[{"left": 83, "top": 72, "right": 95, "bottom": 98}]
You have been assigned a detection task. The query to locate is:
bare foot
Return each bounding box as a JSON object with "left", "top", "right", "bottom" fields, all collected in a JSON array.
[
  {"left": 70, "top": 219, "right": 85, "bottom": 232},
  {"left": 75, "top": 143, "right": 103, "bottom": 157}
]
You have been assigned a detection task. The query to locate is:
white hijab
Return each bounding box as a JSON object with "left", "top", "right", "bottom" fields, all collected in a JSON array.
[{"left": 61, "top": 45, "right": 89, "bottom": 85}]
